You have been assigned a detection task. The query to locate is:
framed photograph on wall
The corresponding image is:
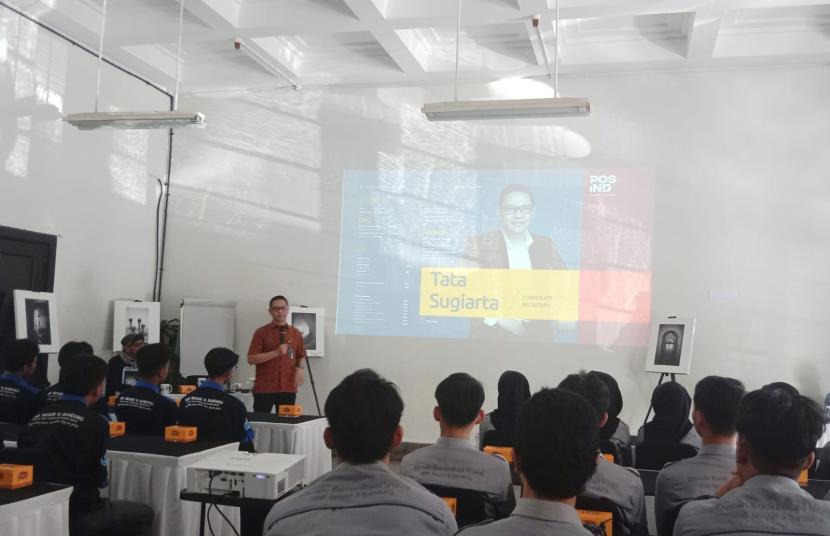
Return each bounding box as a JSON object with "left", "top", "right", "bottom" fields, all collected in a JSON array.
[
  {"left": 13, "top": 290, "right": 60, "bottom": 353},
  {"left": 112, "top": 300, "right": 160, "bottom": 352},
  {"left": 289, "top": 307, "right": 325, "bottom": 357},
  {"left": 644, "top": 317, "right": 696, "bottom": 375}
]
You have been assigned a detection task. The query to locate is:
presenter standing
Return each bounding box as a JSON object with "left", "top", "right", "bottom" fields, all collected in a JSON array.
[{"left": 247, "top": 295, "right": 306, "bottom": 413}]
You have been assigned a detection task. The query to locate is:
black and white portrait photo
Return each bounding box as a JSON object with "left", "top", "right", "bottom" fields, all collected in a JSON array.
[
  {"left": 292, "top": 312, "right": 317, "bottom": 350},
  {"left": 14, "top": 290, "right": 60, "bottom": 353},
  {"left": 25, "top": 299, "right": 51, "bottom": 345},
  {"left": 653, "top": 324, "right": 684, "bottom": 366},
  {"left": 289, "top": 307, "right": 325, "bottom": 357},
  {"left": 112, "top": 300, "right": 160, "bottom": 351},
  {"left": 125, "top": 306, "right": 150, "bottom": 337},
  {"left": 644, "top": 317, "right": 695, "bottom": 375}
]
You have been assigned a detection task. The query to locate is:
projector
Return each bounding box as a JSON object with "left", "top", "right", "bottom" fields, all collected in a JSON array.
[{"left": 186, "top": 451, "right": 305, "bottom": 500}]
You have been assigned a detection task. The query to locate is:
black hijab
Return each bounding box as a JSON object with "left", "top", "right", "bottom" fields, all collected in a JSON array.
[
  {"left": 490, "top": 371, "right": 531, "bottom": 436},
  {"left": 591, "top": 371, "right": 623, "bottom": 443},
  {"left": 643, "top": 381, "right": 694, "bottom": 444}
]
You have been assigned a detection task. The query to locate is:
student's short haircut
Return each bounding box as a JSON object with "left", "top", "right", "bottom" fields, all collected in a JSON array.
[
  {"left": 1, "top": 339, "right": 39, "bottom": 372},
  {"left": 516, "top": 388, "right": 599, "bottom": 499},
  {"left": 324, "top": 369, "right": 403, "bottom": 464},
  {"left": 499, "top": 184, "right": 534, "bottom": 207},
  {"left": 762, "top": 382, "right": 800, "bottom": 396},
  {"left": 559, "top": 371, "right": 610, "bottom": 423},
  {"left": 205, "top": 347, "right": 239, "bottom": 378},
  {"left": 57, "top": 341, "right": 94, "bottom": 368},
  {"left": 693, "top": 376, "right": 745, "bottom": 436},
  {"left": 737, "top": 388, "right": 824, "bottom": 474},
  {"left": 269, "top": 295, "right": 289, "bottom": 308},
  {"left": 135, "top": 343, "right": 173, "bottom": 377},
  {"left": 435, "top": 373, "right": 485, "bottom": 427},
  {"left": 60, "top": 354, "right": 108, "bottom": 396}
]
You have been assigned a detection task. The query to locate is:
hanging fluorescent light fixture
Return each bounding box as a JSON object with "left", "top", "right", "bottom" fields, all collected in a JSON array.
[
  {"left": 422, "top": 97, "right": 589, "bottom": 121},
  {"left": 65, "top": 111, "right": 205, "bottom": 130},
  {"left": 65, "top": 0, "right": 205, "bottom": 130},
  {"left": 233, "top": 39, "right": 301, "bottom": 90},
  {"left": 422, "top": 0, "right": 589, "bottom": 121}
]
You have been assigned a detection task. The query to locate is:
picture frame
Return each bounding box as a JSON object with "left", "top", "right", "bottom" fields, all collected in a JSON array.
[
  {"left": 13, "top": 290, "right": 60, "bottom": 353},
  {"left": 112, "top": 300, "right": 161, "bottom": 352},
  {"left": 288, "top": 306, "right": 325, "bottom": 357},
  {"left": 644, "top": 317, "right": 696, "bottom": 375}
]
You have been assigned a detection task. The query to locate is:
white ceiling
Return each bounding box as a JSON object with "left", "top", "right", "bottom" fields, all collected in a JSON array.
[{"left": 6, "top": 0, "right": 830, "bottom": 92}]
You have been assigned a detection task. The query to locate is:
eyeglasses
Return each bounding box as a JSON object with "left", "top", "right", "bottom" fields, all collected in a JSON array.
[
  {"left": 270, "top": 306, "right": 288, "bottom": 312},
  {"left": 501, "top": 205, "right": 532, "bottom": 216}
]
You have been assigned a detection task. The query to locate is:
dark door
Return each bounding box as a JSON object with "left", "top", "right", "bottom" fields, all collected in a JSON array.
[{"left": 0, "top": 225, "right": 57, "bottom": 387}]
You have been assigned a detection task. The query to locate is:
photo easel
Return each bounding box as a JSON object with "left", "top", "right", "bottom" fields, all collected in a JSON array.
[
  {"left": 642, "top": 314, "right": 696, "bottom": 426},
  {"left": 304, "top": 350, "right": 321, "bottom": 416},
  {"left": 294, "top": 305, "right": 322, "bottom": 416}
]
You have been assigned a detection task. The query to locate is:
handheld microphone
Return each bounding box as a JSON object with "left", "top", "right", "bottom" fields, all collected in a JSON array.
[{"left": 279, "top": 325, "right": 287, "bottom": 344}]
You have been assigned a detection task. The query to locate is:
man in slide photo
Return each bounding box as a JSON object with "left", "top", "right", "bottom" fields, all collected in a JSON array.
[{"left": 464, "top": 184, "right": 566, "bottom": 341}]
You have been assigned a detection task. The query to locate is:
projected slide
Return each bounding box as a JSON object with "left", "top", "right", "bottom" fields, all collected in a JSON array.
[{"left": 336, "top": 169, "right": 653, "bottom": 346}]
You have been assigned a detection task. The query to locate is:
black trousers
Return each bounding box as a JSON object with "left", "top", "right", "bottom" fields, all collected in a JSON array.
[
  {"left": 253, "top": 392, "right": 296, "bottom": 413},
  {"left": 71, "top": 499, "right": 154, "bottom": 536}
]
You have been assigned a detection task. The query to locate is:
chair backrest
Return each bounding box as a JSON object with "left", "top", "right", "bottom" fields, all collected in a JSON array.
[
  {"left": 634, "top": 442, "right": 698, "bottom": 471},
  {"left": 481, "top": 429, "right": 513, "bottom": 448},
  {"left": 0, "top": 447, "right": 55, "bottom": 482},
  {"left": 576, "top": 496, "right": 620, "bottom": 536},
  {"left": 601, "top": 439, "right": 623, "bottom": 465},
  {"left": 422, "top": 483, "right": 487, "bottom": 528},
  {"left": 813, "top": 444, "right": 830, "bottom": 480},
  {"left": 482, "top": 441, "right": 521, "bottom": 486},
  {"left": 661, "top": 501, "right": 687, "bottom": 536},
  {"left": 577, "top": 508, "right": 613, "bottom": 536}
]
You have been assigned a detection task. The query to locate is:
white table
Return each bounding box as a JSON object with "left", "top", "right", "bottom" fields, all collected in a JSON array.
[
  {"left": 107, "top": 435, "right": 239, "bottom": 536},
  {"left": 249, "top": 415, "right": 331, "bottom": 484},
  {"left": 167, "top": 392, "right": 254, "bottom": 411},
  {"left": 0, "top": 483, "right": 72, "bottom": 536}
]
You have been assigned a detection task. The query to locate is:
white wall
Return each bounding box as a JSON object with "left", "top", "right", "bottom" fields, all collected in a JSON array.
[
  {"left": 0, "top": 6, "right": 169, "bottom": 382},
  {"left": 7, "top": 9, "right": 825, "bottom": 440},
  {"left": 166, "top": 65, "right": 830, "bottom": 442}
]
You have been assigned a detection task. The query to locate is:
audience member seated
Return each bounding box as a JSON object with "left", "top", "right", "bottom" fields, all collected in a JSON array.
[
  {"left": 263, "top": 369, "right": 457, "bottom": 536},
  {"left": 762, "top": 381, "right": 800, "bottom": 396},
  {"left": 559, "top": 372, "right": 647, "bottom": 536},
  {"left": 674, "top": 388, "right": 830, "bottom": 536},
  {"left": 635, "top": 381, "right": 702, "bottom": 450},
  {"left": 654, "top": 376, "right": 744, "bottom": 536},
  {"left": 178, "top": 348, "right": 254, "bottom": 450},
  {"left": 114, "top": 343, "right": 178, "bottom": 435},
  {"left": 401, "top": 373, "right": 515, "bottom": 522},
  {"left": 106, "top": 334, "right": 144, "bottom": 398},
  {"left": 47, "top": 341, "right": 109, "bottom": 417},
  {"left": 479, "top": 370, "right": 530, "bottom": 449},
  {"left": 18, "top": 353, "right": 153, "bottom": 536},
  {"left": 458, "top": 387, "right": 598, "bottom": 535},
  {"left": 0, "top": 339, "right": 44, "bottom": 424},
  {"left": 47, "top": 341, "right": 93, "bottom": 402},
  {"left": 590, "top": 370, "right": 631, "bottom": 461}
]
